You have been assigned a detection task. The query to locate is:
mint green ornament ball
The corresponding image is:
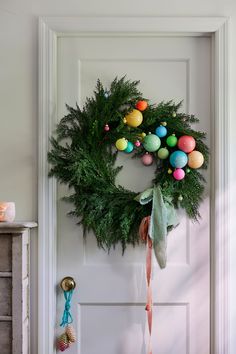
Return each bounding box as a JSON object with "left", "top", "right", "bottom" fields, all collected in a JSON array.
[
  {"left": 166, "top": 135, "right": 178, "bottom": 147},
  {"left": 143, "top": 134, "right": 161, "bottom": 152},
  {"left": 157, "top": 147, "right": 169, "bottom": 159}
]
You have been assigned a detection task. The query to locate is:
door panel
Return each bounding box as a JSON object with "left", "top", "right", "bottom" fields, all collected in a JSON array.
[{"left": 56, "top": 35, "right": 211, "bottom": 354}]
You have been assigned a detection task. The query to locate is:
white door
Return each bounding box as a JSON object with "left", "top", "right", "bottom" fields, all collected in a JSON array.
[{"left": 56, "top": 35, "right": 211, "bottom": 354}]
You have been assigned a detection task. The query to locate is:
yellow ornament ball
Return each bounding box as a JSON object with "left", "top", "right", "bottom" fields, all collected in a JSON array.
[
  {"left": 138, "top": 132, "right": 146, "bottom": 141},
  {"left": 124, "top": 109, "right": 143, "bottom": 128},
  {"left": 115, "top": 138, "right": 128, "bottom": 151},
  {"left": 188, "top": 150, "right": 204, "bottom": 169}
]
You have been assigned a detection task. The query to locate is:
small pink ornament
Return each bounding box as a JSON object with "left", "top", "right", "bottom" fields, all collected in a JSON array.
[
  {"left": 178, "top": 135, "right": 196, "bottom": 153},
  {"left": 173, "top": 168, "right": 185, "bottom": 180},
  {"left": 141, "top": 153, "right": 153, "bottom": 166},
  {"left": 104, "top": 124, "right": 110, "bottom": 132},
  {"left": 135, "top": 140, "right": 141, "bottom": 147}
]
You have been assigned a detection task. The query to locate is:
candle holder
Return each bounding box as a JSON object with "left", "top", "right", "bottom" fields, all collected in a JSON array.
[{"left": 0, "top": 202, "right": 15, "bottom": 222}]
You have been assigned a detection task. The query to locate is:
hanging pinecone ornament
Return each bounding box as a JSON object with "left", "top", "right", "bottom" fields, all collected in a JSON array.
[
  {"left": 66, "top": 325, "right": 76, "bottom": 343},
  {"left": 58, "top": 284, "right": 77, "bottom": 351},
  {"left": 58, "top": 333, "right": 70, "bottom": 352}
]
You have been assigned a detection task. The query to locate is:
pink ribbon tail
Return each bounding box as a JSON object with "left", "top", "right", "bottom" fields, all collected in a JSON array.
[{"left": 139, "top": 216, "right": 153, "bottom": 354}]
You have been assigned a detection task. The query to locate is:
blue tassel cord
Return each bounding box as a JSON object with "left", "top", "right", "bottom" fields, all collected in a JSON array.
[{"left": 60, "top": 289, "right": 74, "bottom": 327}]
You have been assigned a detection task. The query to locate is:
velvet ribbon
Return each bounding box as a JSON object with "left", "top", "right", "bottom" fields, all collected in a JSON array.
[
  {"left": 135, "top": 185, "right": 178, "bottom": 269},
  {"left": 137, "top": 185, "right": 178, "bottom": 353},
  {"left": 139, "top": 216, "right": 153, "bottom": 354}
]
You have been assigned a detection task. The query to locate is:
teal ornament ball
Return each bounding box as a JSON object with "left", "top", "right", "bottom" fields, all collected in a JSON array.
[
  {"left": 169, "top": 150, "right": 188, "bottom": 168},
  {"left": 155, "top": 126, "right": 167, "bottom": 138},
  {"left": 124, "top": 141, "right": 134, "bottom": 153},
  {"left": 143, "top": 134, "right": 161, "bottom": 152},
  {"left": 158, "top": 147, "right": 169, "bottom": 159},
  {"left": 166, "top": 135, "right": 178, "bottom": 147}
]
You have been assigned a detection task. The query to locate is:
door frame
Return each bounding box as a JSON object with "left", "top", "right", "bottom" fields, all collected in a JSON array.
[{"left": 38, "top": 16, "right": 230, "bottom": 354}]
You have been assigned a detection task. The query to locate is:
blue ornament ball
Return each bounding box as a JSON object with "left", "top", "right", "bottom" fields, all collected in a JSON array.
[
  {"left": 124, "top": 141, "right": 134, "bottom": 153},
  {"left": 169, "top": 150, "right": 188, "bottom": 168},
  {"left": 155, "top": 125, "right": 167, "bottom": 138}
]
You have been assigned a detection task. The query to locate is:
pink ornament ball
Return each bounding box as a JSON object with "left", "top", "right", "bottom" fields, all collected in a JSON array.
[
  {"left": 141, "top": 153, "right": 153, "bottom": 166},
  {"left": 135, "top": 140, "right": 141, "bottom": 147},
  {"left": 178, "top": 135, "right": 196, "bottom": 153},
  {"left": 104, "top": 124, "right": 110, "bottom": 132},
  {"left": 173, "top": 168, "right": 185, "bottom": 180}
]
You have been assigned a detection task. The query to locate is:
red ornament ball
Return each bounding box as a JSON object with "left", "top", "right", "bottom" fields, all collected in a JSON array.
[
  {"left": 178, "top": 135, "right": 196, "bottom": 153},
  {"left": 104, "top": 124, "right": 110, "bottom": 132},
  {"left": 173, "top": 168, "right": 185, "bottom": 180},
  {"left": 135, "top": 100, "right": 148, "bottom": 111},
  {"left": 141, "top": 153, "right": 153, "bottom": 166}
]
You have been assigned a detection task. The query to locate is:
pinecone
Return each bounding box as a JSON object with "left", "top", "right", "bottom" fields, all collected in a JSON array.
[
  {"left": 66, "top": 325, "right": 76, "bottom": 343},
  {"left": 58, "top": 333, "right": 70, "bottom": 352}
]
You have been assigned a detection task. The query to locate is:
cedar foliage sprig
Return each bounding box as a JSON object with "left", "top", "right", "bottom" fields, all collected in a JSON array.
[{"left": 48, "top": 77, "right": 209, "bottom": 250}]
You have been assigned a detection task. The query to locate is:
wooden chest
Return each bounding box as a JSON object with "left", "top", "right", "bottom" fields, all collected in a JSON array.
[{"left": 0, "top": 222, "right": 37, "bottom": 354}]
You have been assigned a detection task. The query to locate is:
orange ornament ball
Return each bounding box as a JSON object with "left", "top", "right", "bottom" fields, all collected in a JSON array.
[
  {"left": 135, "top": 100, "right": 148, "bottom": 111},
  {"left": 188, "top": 151, "right": 204, "bottom": 169}
]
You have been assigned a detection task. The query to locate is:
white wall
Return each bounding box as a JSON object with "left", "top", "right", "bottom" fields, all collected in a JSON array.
[{"left": 0, "top": 1, "right": 236, "bottom": 353}]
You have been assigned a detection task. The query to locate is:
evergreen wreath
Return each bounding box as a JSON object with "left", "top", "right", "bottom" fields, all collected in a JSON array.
[{"left": 48, "top": 77, "right": 209, "bottom": 254}]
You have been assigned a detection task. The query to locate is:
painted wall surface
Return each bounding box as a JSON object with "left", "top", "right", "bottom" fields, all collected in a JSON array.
[{"left": 0, "top": 1, "right": 235, "bottom": 353}]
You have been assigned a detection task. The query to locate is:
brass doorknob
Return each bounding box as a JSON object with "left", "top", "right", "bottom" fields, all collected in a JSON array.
[{"left": 60, "top": 276, "right": 76, "bottom": 291}]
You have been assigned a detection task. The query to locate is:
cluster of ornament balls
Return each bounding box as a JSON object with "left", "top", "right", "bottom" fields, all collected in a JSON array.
[
  {"left": 104, "top": 100, "right": 204, "bottom": 181},
  {"left": 58, "top": 325, "right": 76, "bottom": 352}
]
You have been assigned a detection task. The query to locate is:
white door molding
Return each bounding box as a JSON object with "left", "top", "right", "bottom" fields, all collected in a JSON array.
[{"left": 38, "top": 16, "right": 230, "bottom": 354}]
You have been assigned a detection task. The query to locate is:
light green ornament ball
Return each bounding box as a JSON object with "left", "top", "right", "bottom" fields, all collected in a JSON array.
[
  {"left": 143, "top": 134, "right": 161, "bottom": 152},
  {"left": 166, "top": 134, "right": 178, "bottom": 147},
  {"left": 157, "top": 147, "right": 169, "bottom": 159}
]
